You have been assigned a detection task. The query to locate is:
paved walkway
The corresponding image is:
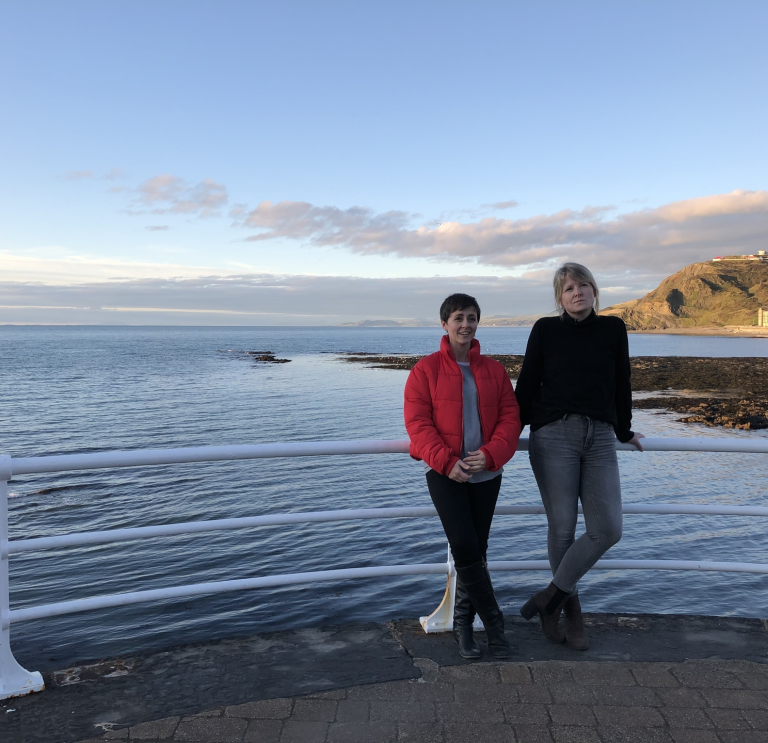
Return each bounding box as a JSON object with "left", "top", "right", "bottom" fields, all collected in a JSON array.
[
  {"left": 80, "top": 658, "right": 768, "bottom": 743},
  {"left": 4, "top": 614, "right": 768, "bottom": 742}
]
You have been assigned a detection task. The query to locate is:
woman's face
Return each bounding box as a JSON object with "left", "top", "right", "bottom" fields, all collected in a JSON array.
[
  {"left": 560, "top": 275, "right": 595, "bottom": 320},
  {"left": 441, "top": 306, "right": 479, "bottom": 348}
]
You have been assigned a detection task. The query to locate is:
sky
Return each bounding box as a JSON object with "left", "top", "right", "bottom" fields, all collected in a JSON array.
[{"left": 2, "top": 1, "right": 767, "bottom": 324}]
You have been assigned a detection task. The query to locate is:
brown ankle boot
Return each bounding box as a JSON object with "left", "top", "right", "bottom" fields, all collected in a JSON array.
[
  {"left": 563, "top": 595, "right": 589, "bottom": 650},
  {"left": 520, "top": 582, "right": 566, "bottom": 644}
]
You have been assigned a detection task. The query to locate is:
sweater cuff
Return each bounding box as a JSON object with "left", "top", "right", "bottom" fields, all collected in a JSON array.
[{"left": 617, "top": 429, "right": 634, "bottom": 444}]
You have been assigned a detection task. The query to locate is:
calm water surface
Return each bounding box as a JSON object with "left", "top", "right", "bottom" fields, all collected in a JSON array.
[{"left": 2, "top": 326, "right": 768, "bottom": 668}]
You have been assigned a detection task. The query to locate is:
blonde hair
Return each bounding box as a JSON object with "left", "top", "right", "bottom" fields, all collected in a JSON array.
[{"left": 553, "top": 262, "right": 600, "bottom": 316}]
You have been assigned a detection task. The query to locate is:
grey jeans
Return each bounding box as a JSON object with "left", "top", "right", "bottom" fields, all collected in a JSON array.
[{"left": 529, "top": 415, "right": 623, "bottom": 594}]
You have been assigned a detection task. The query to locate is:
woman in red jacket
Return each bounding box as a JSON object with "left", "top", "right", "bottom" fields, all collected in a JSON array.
[{"left": 404, "top": 293, "right": 521, "bottom": 659}]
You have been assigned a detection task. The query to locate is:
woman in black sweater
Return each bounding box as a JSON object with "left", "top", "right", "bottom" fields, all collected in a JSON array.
[{"left": 515, "top": 263, "right": 644, "bottom": 650}]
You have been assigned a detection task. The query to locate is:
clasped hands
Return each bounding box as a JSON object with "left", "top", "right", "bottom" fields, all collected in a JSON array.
[{"left": 448, "top": 449, "right": 486, "bottom": 483}]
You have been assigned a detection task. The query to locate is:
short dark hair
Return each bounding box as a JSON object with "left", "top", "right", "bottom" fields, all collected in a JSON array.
[{"left": 440, "top": 293, "right": 481, "bottom": 323}]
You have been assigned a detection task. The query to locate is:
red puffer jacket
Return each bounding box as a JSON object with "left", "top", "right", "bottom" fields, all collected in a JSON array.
[{"left": 404, "top": 336, "right": 521, "bottom": 476}]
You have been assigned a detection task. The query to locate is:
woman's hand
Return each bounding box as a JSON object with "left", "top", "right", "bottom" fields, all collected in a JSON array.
[
  {"left": 628, "top": 432, "right": 645, "bottom": 451},
  {"left": 448, "top": 459, "right": 472, "bottom": 482},
  {"left": 464, "top": 449, "right": 487, "bottom": 473}
]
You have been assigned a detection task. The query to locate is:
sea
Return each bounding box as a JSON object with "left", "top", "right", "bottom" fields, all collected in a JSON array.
[{"left": 2, "top": 325, "right": 768, "bottom": 669}]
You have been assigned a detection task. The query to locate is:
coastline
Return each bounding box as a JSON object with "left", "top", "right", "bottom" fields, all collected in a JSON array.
[{"left": 628, "top": 326, "right": 768, "bottom": 337}]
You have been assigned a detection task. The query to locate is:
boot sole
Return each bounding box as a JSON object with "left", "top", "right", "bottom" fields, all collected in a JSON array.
[
  {"left": 488, "top": 648, "right": 512, "bottom": 658},
  {"left": 459, "top": 650, "right": 482, "bottom": 659},
  {"left": 566, "top": 638, "right": 589, "bottom": 651}
]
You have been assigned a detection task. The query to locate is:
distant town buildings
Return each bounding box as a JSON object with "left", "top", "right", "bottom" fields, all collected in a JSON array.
[
  {"left": 713, "top": 251, "right": 767, "bottom": 262},
  {"left": 759, "top": 308, "right": 768, "bottom": 327}
]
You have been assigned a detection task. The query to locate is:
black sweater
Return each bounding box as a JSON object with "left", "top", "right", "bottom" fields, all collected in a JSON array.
[{"left": 514, "top": 311, "right": 634, "bottom": 443}]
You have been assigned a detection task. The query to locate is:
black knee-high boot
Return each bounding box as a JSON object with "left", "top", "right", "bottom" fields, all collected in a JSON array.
[
  {"left": 453, "top": 575, "right": 481, "bottom": 659},
  {"left": 455, "top": 561, "right": 511, "bottom": 658}
]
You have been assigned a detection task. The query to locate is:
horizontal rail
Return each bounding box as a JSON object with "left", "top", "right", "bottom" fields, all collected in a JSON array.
[
  {"left": 9, "top": 439, "right": 411, "bottom": 476},
  {"left": 7, "top": 564, "right": 448, "bottom": 624},
  {"left": 7, "top": 507, "right": 439, "bottom": 553},
  {"left": 8, "top": 436, "right": 768, "bottom": 476},
  {"left": 10, "top": 558, "right": 768, "bottom": 625},
  {"left": 489, "top": 560, "right": 768, "bottom": 575},
  {"left": 618, "top": 504, "right": 768, "bottom": 516},
  {"left": 9, "top": 503, "right": 768, "bottom": 554}
]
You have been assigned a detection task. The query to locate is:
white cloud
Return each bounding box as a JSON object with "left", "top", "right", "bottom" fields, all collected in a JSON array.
[
  {"left": 62, "top": 168, "right": 126, "bottom": 181},
  {"left": 237, "top": 190, "right": 768, "bottom": 279},
  {"left": 0, "top": 251, "right": 248, "bottom": 284},
  {"left": 0, "top": 273, "right": 558, "bottom": 325},
  {"left": 241, "top": 201, "right": 412, "bottom": 249},
  {"left": 482, "top": 200, "right": 519, "bottom": 210},
  {"left": 127, "top": 175, "right": 228, "bottom": 218},
  {"left": 103, "top": 167, "right": 126, "bottom": 180}
]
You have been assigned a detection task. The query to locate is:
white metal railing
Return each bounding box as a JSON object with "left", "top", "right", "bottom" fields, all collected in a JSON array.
[{"left": 2, "top": 435, "right": 768, "bottom": 699}]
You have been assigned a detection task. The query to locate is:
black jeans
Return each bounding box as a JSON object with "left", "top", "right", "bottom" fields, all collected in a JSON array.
[{"left": 426, "top": 470, "right": 503, "bottom": 568}]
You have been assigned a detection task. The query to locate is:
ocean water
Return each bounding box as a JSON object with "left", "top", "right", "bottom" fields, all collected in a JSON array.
[{"left": 2, "top": 325, "right": 768, "bottom": 669}]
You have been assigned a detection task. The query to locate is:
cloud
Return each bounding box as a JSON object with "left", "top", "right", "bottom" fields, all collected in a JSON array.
[
  {"left": 483, "top": 200, "right": 519, "bottom": 210},
  {"left": 0, "top": 250, "right": 249, "bottom": 284},
  {"left": 61, "top": 170, "right": 94, "bottom": 180},
  {"left": 241, "top": 201, "right": 412, "bottom": 248},
  {"left": 238, "top": 190, "right": 768, "bottom": 280},
  {"left": 62, "top": 168, "right": 126, "bottom": 181},
  {"left": 128, "top": 175, "right": 228, "bottom": 218},
  {"left": 1, "top": 245, "right": 658, "bottom": 325},
  {"left": 145, "top": 225, "right": 170, "bottom": 231},
  {"left": 0, "top": 273, "right": 562, "bottom": 325},
  {"left": 103, "top": 167, "right": 126, "bottom": 180}
]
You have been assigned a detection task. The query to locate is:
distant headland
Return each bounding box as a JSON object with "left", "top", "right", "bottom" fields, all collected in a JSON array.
[{"left": 602, "top": 258, "right": 768, "bottom": 333}]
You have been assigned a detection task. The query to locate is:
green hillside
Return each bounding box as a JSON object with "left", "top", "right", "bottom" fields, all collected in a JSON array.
[{"left": 602, "top": 261, "right": 768, "bottom": 329}]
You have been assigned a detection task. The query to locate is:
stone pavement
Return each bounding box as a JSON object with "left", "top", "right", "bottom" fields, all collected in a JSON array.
[
  {"left": 79, "top": 657, "right": 768, "bottom": 743},
  {"left": 4, "top": 614, "right": 768, "bottom": 742}
]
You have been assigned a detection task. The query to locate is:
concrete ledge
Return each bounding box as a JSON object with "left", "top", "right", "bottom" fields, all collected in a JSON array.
[{"left": 396, "top": 613, "right": 768, "bottom": 667}]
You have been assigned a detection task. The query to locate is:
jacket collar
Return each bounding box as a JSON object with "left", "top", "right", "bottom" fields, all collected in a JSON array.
[
  {"left": 440, "top": 334, "right": 481, "bottom": 363},
  {"left": 562, "top": 309, "right": 597, "bottom": 327}
]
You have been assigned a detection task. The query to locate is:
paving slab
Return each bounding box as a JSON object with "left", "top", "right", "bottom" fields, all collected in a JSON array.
[{"left": 2, "top": 613, "right": 768, "bottom": 742}]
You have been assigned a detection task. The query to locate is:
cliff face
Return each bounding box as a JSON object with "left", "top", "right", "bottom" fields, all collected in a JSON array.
[{"left": 602, "top": 261, "right": 768, "bottom": 329}]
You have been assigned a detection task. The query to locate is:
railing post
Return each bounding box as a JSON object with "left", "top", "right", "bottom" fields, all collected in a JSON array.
[
  {"left": 0, "top": 456, "right": 44, "bottom": 699},
  {"left": 420, "top": 544, "right": 458, "bottom": 633}
]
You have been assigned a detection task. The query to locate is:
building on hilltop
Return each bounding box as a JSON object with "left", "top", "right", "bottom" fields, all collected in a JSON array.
[{"left": 713, "top": 250, "right": 767, "bottom": 262}]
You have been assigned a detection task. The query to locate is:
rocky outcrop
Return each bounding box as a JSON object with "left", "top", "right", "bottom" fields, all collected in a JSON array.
[
  {"left": 602, "top": 261, "right": 768, "bottom": 329},
  {"left": 342, "top": 353, "right": 768, "bottom": 429},
  {"left": 219, "top": 350, "right": 291, "bottom": 364},
  {"left": 633, "top": 397, "right": 768, "bottom": 430}
]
